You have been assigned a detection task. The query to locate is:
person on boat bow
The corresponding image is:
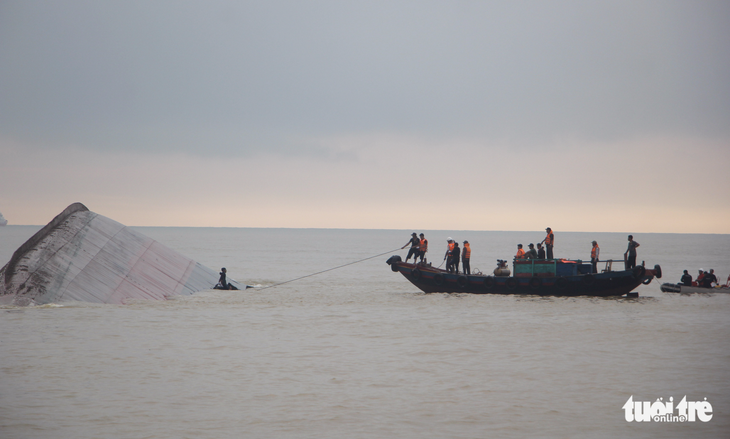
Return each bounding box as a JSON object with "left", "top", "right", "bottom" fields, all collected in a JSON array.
[
  {"left": 451, "top": 242, "right": 461, "bottom": 273},
  {"left": 402, "top": 232, "right": 421, "bottom": 263},
  {"left": 462, "top": 240, "right": 471, "bottom": 275},
  {"left": 418, "top": 233, "right": 428, "bottom": 263},
  {"left": 624, "top": 235, "right": 640, "bottom": 269},
  {"left": 444, "top": 238, "right": 455, "bottom": 270}
]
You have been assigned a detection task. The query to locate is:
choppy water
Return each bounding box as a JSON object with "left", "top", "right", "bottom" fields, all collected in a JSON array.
[{"left": 1, "top": 226, "right": 729, "bottom": 438}]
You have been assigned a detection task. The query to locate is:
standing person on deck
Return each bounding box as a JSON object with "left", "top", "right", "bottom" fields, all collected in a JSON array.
[
  {"left": 417, "top": 233, "right": 428, "bottom": 263},
  {"left": 590, "top": 241, "right": 600, "bottom": 274},
  {"left": 452, "top": 242, "right": 461, "bottom": 273},
  {"left": 444, "top": 238, "right": 455, "bottom": 271},
  {"left": 541, "top": 227, "right": 555, "bottom": 259},
  {"left": 624, "top": 235, "right": 640, "bottom": 270},
  {"left": 402, "top": 233, "right": 420, "bottom": 263},
  {"left": 536, "top": 243, "right": 546, "bottom": 259},
  {"left": 462, "top": 241, "right": 471, "bottom": 275}
]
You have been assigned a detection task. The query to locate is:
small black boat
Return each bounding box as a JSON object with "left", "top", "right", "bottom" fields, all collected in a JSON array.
[{"left": 386, "top": 256, "right": 661, "bottom": 297}]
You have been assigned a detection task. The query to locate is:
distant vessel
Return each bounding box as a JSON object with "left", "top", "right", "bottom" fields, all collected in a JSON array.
[{"left": 0, "top": 212, "right": 7, "bottom": 226}]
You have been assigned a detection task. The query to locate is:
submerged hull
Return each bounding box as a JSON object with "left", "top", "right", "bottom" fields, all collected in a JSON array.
[
  {"left": 660, "top": 283, "right": 730, "bottom": 294},
  {"left": 387, "top": 256, "right": 660, "bottom": 297}
]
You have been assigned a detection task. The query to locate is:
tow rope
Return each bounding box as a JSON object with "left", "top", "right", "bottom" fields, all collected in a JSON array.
[{"left": 256, "top": 247, "right": 404, "bottom": 291}]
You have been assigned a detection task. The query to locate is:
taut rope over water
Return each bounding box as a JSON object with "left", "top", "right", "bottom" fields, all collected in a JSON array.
[{"left": 256, "top": 247, "right": 404, "bottom": 291}]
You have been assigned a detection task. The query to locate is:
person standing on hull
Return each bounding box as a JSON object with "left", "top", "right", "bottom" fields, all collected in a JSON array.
[
  {"left": 444, "top": 237, "right": 455, "bottom": 271},
  {"left": 590, "top": 241, "right": 600, "bottom": 274},
  {"left": 541, "top": 227, "right": 554, "bottom": 259},
  {"left": 624, "top": 235, "right": 640, "bottom": 270},
  {"left": 462, "top": 241, "right": 471, "bottom": 275},
  {"left": 402, "top": 232, "right": 420, "bottom": 263},
  {"left": 418, "top": 233, "right": 428, "bottom": 263},
  {"left": 452, "top": 242, "right": 461, "bottom": 273}
]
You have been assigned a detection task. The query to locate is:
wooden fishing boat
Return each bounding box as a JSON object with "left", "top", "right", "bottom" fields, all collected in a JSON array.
[
  {"left": 386, "top": 255, "right": 662, "bottom": 297},
  {"left": 660, "top": 283, "right": 730, "bottom": 294}
]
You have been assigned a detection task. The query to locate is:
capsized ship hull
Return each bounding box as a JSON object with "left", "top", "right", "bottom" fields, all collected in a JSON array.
[{"left": 0, "top": 203, "right": 241, "bottom": 306}]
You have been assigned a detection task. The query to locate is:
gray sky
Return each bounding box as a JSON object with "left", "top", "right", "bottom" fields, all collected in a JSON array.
[{"left": 1, "top": 0, "right": 729, "bottom": 232}]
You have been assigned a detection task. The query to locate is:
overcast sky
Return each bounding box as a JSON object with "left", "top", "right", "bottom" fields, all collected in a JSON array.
[{"left": 1, "top": 0, "right": 729, "bottom": 233}]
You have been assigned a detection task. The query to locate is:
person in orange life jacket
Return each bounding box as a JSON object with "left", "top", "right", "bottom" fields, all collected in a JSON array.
[
  {"left": 418, "top": 233, "right": 428, "bottom": 263},
  {"left": 693, "top": 269, "right": 705, "bottom": 287},
  {"left": 680, "top": 270, "right": 693, "bottom": 286},
  {"left": 402, "top": 232, "right": 420, "bottom": 263},
  {"left": 462, "top": 241, "right": 471, "bottom": 275},
  {"left": 450, "top": 242, "right": 461, "bottom": 273},
  {"left": 624, "top": 235, "right": 640, "bottom": 269},
  {"left": 536, "top": 243, "right": 546, "bottom": 259},
  {"left": 524, "top": 243, "right": 537, "bottom": 259},
  {"left": 444, "top": 237, "right": 455, "bottom": 270},
  {"left": 590, "top": 241, "right": 600, "bottom": 274},
  {"left": 540, "top": 227, "right": 554, "bottom": 259},
  {"left": 515, "top": 244, "right": 525, "bottom": 260}
]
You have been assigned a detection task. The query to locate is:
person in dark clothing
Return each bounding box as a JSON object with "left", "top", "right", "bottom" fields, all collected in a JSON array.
[
  {"left": 524, "top": 243, "right": 538, "bottom": 259},
  {"left": 536, "top": 243, "right": 546, "bottom": 259},
  {"left": 215, "top": 268, "right": 238, "bottom": 290},
  {"left": 624, "top": 235, "right": 640, "bottom": 269},
  {"left": 462, "top": 241, "right": 471, "bottom": 275},
  {"left": 402, "top": 232, "right": 421, "bottom": 263},
  {"left": 702, "top": 269, "right": 718, "bottom": 288},
  {"left": 680, "top": 270, "right": 693, "bottom": 286},
  {"left": 451, "top": 242, "right": 461, "bottom": 273}
]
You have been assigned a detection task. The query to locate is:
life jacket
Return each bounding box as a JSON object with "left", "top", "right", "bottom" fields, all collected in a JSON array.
[
  {"left": 448, "top": 242, "right": 455, "bottom": 253},
  {"left": 545, "top": 231, "right": 554, "bottom": 246},
  {"left": 420, "top": 238, "right": 428, "bottom": 252},
  {"left": 516, "top": 248, "right": 525, "bottom": 259},
  {"left": 591, "top": 245, "right": 599, "bottom": 259},
  {"left": 463, "top": 243, "right": 471, "bottom": 259}
]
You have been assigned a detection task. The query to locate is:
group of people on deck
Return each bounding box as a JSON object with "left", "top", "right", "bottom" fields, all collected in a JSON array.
[
  {"left": 401, "top": 233, "right": 472, "bottom": 274},
  {"left": 403, "top": 228, "right": 645, "bottom": 276},
  {"left": 680, "top": 268, "right": 724, "bottom": 288}
]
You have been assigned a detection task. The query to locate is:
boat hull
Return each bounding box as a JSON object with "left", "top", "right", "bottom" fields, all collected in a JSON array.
[
  {"left": 387, "top": 256, "right": 660, "bottom": 297},
  {"left": 660, "top": 283, "right": 730, "bottom": 294}
]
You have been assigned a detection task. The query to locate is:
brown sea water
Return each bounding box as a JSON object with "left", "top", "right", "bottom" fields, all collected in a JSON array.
[{"left": 1, "top": 226, "right": 729, "bottom": 438}]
